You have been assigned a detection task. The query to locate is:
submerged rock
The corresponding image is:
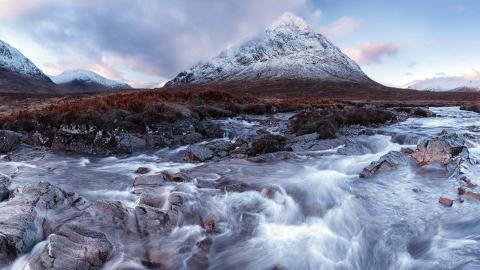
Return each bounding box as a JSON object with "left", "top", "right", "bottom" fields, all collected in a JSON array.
[
  {"left": 360, "top": 151, "right": 410, "bottom": 178},
  {"left": 248, "top": 134, "right": 291, "bottom": 156},
  {"left": 0, "top": 130, "right": 21, "bottom": 153},
  {"left": 0, "top": 174, "right": 11, "bottom": 201}
]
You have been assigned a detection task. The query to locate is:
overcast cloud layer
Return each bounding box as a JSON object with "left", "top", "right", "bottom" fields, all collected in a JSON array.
[
  {"left": 1, "top": 0, "right": 478, "bottom": 88},
  {"left": 0, "top": 0, "right": 312, "bottom": 87}
]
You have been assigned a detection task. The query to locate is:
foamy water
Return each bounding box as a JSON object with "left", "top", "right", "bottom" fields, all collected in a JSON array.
[{"left": 3, "top": 107, "right": 480, "bottom": 270}]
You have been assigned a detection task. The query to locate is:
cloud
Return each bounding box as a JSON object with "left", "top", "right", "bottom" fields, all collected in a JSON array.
[
  {"left": 407, "top": 60, "right": 416, "bottom": 68},
  {"left": 0, "top": 0, "right": 308, "bottom": 86},
  {"left": 320, "top": 16, "right": 360, "bottom": 38},
  {"left": 343, "top": 42, "right": 398, "bottom": 65},
  {"left": 462, "top": 69, "right": 480, "bottom": 80}
]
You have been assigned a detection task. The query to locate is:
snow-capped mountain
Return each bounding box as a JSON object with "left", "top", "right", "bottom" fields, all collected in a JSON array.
[
  {"left": 0, "top": 40, "right": 50, "bottom": 80},
  {"left": 166, "top": 12, "right": 373, "bottom": 86},
  {"left": 0, "top": 39, "right": 55, "bottom": 93},
  {"left": 51, "top": 70, "right": 131, "bottom": 91},
  {"left": 407, "top": 76, "right": 480, "bottom": 92}
]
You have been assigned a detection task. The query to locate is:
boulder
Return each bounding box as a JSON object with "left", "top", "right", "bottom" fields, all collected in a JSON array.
[
  {"left": 134, "top": 204, "right": 175, "bottom": 236},
  {"left": 248, "top": 134, "right": 291, "bottom": 156},
  {"left": 360, "top": 151, "right": 410, "bottom": 178},
  {"left": 184, "top": 145, "right": 214, "bottom": 162},
  {"left": 411, "top": 131, "right": 468, "bottom": 165},
  {"left": 0, "top": 130, "right": 21, "bottom": 153},
  {"left": 28, "top": 224, "right": 113, "bottom": 270},
  {"left": 0, "top": 182, "right": 79, "bottom": 260}
]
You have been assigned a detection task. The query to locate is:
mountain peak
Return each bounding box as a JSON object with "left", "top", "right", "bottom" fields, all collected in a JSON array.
[
  {"left": 166, "top": 13, "right": 372, "bottom": 87},
  {"left": 268, "top": 12, "right": 312, "bottom": 34}
]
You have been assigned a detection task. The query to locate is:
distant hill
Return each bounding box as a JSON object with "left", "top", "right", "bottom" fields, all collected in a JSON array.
[{"left": 51, "top": 69, "right": 131, "bottom": 92}]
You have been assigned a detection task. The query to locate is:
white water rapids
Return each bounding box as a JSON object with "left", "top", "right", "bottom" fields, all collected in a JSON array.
[{"left": 1, "top": 107, "right": 480, "bottom": 270}]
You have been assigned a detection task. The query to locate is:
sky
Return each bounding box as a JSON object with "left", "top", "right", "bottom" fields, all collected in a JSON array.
[{"left": 0, "top": 0, "right": 479, "bottom": 88}]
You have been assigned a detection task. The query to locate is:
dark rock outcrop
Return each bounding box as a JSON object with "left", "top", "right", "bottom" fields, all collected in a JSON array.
[{"left": 0, "top": 130, "right": 21, "bottom": 153}]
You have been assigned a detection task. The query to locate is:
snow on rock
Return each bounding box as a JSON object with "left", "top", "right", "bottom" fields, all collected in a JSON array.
[
  {"left": 166, "top": 12, "right": 373, "bottom": 86},
  {"left": 407, "top": 76, "right": 480, "bottom": 92},
  {"left": 51, "top": 69, "right": 131, "bottom": 89},
  {"left": 0, "top": 40, "right": 49, "bottom": 80}
]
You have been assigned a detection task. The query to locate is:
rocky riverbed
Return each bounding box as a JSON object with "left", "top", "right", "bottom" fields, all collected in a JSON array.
[{"left": 1, "top": 106, "right": 480, "bottom": 269}]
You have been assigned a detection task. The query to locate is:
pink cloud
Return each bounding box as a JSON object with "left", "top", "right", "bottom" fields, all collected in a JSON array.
[
  {"left": 343, "top": 42, "right": 398, "bottom": 65},
  {"left": 320, "top": 16, "right": 361, "bottom": 38}
]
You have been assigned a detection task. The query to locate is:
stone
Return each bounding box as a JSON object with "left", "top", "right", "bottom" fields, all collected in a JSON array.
[
  {"left": 464, "top": 191, "right": 480, "bottom": 200},
  {"left": 248, "top": 134, "right": 291, "bottom": 157},
  {"left": 439, "top": 197, "right": 453, "bottom": 207},
  {"left": 134, "top": 167, "right": 151, "bottom": 174},
  {"left": 184, "top": 145, "right": 214, "bottom": 162},
  {"left": 138, "top": 192, "right": 166, "bottom": 208},
  {"left": 360, "top": 151, "right": 410, "bottom": 178},
  {"left": 29, "top": 224, "right": 113, "bottom": 270},
  {"left": 411, "top": 132, "right": 468, "bottom": 165},
  {"left": 0, "top": 130, "right": 21, "bottom": 153},
  {"left": 0, "top": 174, "right": 11, "bottom": 201},
  {"left": 133, "top": 174, "right": 168, "bottom": 188},
  {"left": 0, "top": 182, "right": 78, "bottom": 260}
]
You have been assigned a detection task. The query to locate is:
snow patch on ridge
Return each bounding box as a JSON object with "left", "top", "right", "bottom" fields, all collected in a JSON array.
[
  {"left": 51, "top": 69, "right": 131, "bottom": 89},
  {"left": 407, "top": 76, "right": 480, "bottom": 92},
  {"left": 0, "top": 40, "right": 48, "bottom": 79}
]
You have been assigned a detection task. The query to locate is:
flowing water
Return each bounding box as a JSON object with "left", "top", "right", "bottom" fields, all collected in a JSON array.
[{"left": 2, "top": 107, "right": 480, "bottom": 270}]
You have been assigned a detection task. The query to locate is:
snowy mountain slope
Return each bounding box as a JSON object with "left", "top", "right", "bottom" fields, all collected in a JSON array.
[
  {"left": 0, "top": 39, "right": 56, "bottom": 93},
  {"left": 51, "top": 70, "right": 131, "bottom": 90},
  {"left": 407, "top": 76, "right": 480, "bottom": 92},
  {"left": 0, "top": 40, "right": 50, "bottom": 80},
  {"left": 166, "top": 12, "right": 373, "bottom": 86}
]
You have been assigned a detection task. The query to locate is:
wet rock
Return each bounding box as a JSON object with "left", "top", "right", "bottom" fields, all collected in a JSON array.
[
  {"left": 464, "top": 191, "right": 480, "bottom": 200},
  {"left": 133, "top": 174, "right": 168, "bottom": 188},
  {"left": 461, "top": 176, "right": 477, "bottom": 188},
  {"left": 85, "top": 200, "right": 130, "bottom": 229},
  {"left": 248, "top": 134, "right": 291, "bottom": 156},
  {"left": 184, "top": 145, "right": 214, "bottom": 162},
  {"left": 401, "top": 147, "right": 414, "bottom": 155},
  {"left": 134, "top": 204, "right": 174, "bottom": 236},
  {"left": 138, "top": 192, "right": 166, "bottom": 208},
  {"left": 360, "top": 151, "right": 410, "bottom": 178},
  {"left": 29, "top": 224, "right": 113, "bottom": 270},
  {"left": 185, "top": 237, "right": 212, "bottom": 270},
  {"left": 199, "top": 216, "right": 217, "bottom": 234},
  {"left": 288, "top": 133, "right": 319, "bottom": 151},
  {"left": 166, "top": 172, "right": 191, "bottom": 182},
  {"left": 337, "top": 138, "right": 376, "bottom": 155},
  {"left": 0, "top": 130, "right": 21, "bottom": 153},
  {"left": 247, "top": 151, "right": 298, "bottom": 163},
  {"left": 457, "top": 187, "right": 466, "bottom": 195},
  {"left": 0, "top": 182, "right": 78, "bottom": 260},
  {"left": 411, "top": 131, "right": 468, "bottom": 165},
  {"left": 392, "top": 133, "right": 423, "bottom": 145},
  {"left": 182, "top": 132, "right": 204, "bottom": 145},
  {"left": 439, "top": 197, "right": 453, "bottom": 207},
  {"left": 196, "top": 120, "right": 223, "bottom": 138},
  {"left": 229, "top": 138, "right": 249, "bottom": 157},
  {"left": 0, "top": 174, "right": 11, "bottom": 201},
  {"left": 135, "top": 167, "right": 151, "bottom": 175},
  {"left": 413, "top": 108, "right": 435, "bottom": 118}
]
